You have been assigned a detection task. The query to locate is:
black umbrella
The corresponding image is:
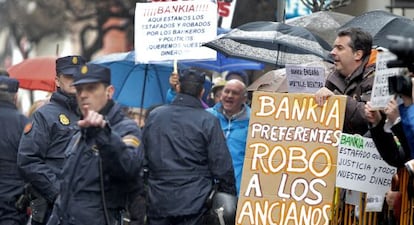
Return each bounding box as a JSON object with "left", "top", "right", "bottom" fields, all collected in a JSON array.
[
  {"left": 339, "top": 10, "right": 414, "bottom": 49},
  {"left": 286, "top": 11, "right": 354, "bottom": 45},
  {"left": 203, "top": 21, "right": 333, "bottom": 67}
]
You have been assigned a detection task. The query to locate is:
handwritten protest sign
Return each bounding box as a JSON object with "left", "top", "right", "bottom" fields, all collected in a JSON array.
[
  {"left": 237, "top": 92, "right": 346, "bottom": 225},
  {"left": 150, "top": 0, "right": 237, "bottom": 29},
  {"left": 135, "top": 1, "right": 217, "bottom": 63},
  {"left": 365, "top": 194, "right": 386, "bottom": 212},
  {"left": 336, "top": 133, "right": 396, "bottom": 196},
  {"left": 370, "top": 51, "right": 403, "bottom": 109},
  {"left": 286, "top": 65, "right": 325, "bottom": 93}
]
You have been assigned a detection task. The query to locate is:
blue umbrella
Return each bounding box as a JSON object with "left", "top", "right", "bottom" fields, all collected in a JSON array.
[
  {"left": 179, "top": 52, "right": 265, "bottom": 73},
  {"left": 91, "top": 51, "right": 173, "bottom": 109}
]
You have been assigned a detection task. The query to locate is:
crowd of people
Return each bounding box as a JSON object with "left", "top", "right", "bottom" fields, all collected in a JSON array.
[{"left": 0, "top": 25, "right": 414, "bottom": 225}]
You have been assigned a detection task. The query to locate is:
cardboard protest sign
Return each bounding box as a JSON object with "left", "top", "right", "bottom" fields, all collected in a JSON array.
[
  {"left": 370, "top": 51, "right": 403, "bottom": 109},
  {"left": 135, "top": 1, "right": 217, "bottom": 63},
  {"left": 237, "top": 92, "right": 346, "bottom": 225},
  {"left": 286, "top": 64, "right": 325, "bottom": 93},
  {"left": 336, "top": 133, "right": 397, "bottom": 196}
]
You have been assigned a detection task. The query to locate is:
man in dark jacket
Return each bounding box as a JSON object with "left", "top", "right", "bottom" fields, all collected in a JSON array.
[
  {"left": 17, "top": 55, "right": 86, "bottom": 225},
  {"left": 315, "top": 27, "right": 375, "bottom": 135},
  {"left": 0, "top": 76, "right": 29, "bottom": 225},
  {"left": 143, "top": 69, "right": 236, "bottom": 225},
  {"left": 365, "top": 99, "right": 411, "bottom": 168},
  {"left": 47, "top": 63, "right": 144, "bottom": 225}
]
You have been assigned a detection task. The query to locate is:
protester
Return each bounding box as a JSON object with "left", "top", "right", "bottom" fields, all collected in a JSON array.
[
  {"left": 17, "top": 55, "right": 86, "bottom": 225},
  {"left": 207, "top": 79, "right": 250, "bottom": 195},
  {"left": 315, "top": 27, "right": 375, "bottom": 135},
  {"left": 124, "top": 107, "right": 147, "bottom": 128},
  {"left": 225, "top": 70, "right": 249, "bottom": 85},
  {"left": 365, "top": 99, "right": 411, "bottom": 168},
  {"left": 207, "top": 77, "right": 226, "bottom": 107},
  {"left": 27, "top": 98, "right": 49, "bottom": 118},
  {"left": 398, "top": 76, "right": 414, "bottom": 156},
  {"left": 365, "top": 98, "right": 412, "bottom": 223},
  {"left": 396, "top": 75, "right": 414, "bottom": 206},
  {"left": 0, "top": 76, "right": 29, "bottom": 225},
  {"left": 168, "top": 71, "right": 249, "bottom": 195},
  {"left": 143, "top": 104, "right": 163, "bottom": 124},
  {"left": 122, "top": 106, "right": 150, "bottom": 225},
  {"left": 167, "top": 70, "right": 211, "bottom": 108},
  {"left": 143, "top": 69, "right": 236, "bottom": 225},
  {"left": 46, "top": 63, "right": 144, "bottom": 225}
]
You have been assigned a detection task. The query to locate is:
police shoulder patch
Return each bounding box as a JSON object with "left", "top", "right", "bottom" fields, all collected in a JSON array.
[
  {"left": 122, "top": 135, "right": 141, "bottom": 148},
  {"left": 59, "top": 114, "right": 70, "bottom": 125},
  {"left": 23, "top": 122, "right": 33, "bottom": 134}
]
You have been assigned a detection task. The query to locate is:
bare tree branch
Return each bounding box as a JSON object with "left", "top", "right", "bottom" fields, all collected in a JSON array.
[{"left": 301, "top": 0, "right": 351, "bottom": 11}]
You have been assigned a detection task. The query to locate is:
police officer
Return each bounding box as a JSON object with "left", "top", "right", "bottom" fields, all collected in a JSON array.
[
  {"left": 143, "top": 69, "right": 236, "bottom": 225},
  {"left": 17, "top": 55, "right": 86, "bottom": 225},
  {"left": 47, "top": 64, "right": 144, "bottom": 225},
  {"left": 0, "top": 76, "right": 29, "bottom": 225}
]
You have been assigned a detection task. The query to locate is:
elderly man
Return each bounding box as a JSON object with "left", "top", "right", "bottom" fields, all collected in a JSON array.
[
  {"left": 207, "top": 79, "right": 250, "bottom": 195},
  {"left": 47, "top": 64, "right": 144, "bottom": 225}
]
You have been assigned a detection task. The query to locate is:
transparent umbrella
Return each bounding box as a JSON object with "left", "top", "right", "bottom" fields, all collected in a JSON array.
[
  {"left": 286, "top": 11, "right": 354, "bottom": 45},
  {"left": 340, "top": 10, "right": 414, "bottom": 49},
  {"left": 204, "top": 21, "right": 333, "bottom": 67}
]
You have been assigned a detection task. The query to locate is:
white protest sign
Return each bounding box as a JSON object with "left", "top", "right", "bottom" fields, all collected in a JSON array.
[
  {"left": 345, "top": 190, "right": 361, "bottom": 206},
  {"left": 150, "top": 0, "right": 237, "bottom": 29},
  {"left": 336, "top": 133, "right": 397, "bottom": 195},
  {"left": 286, "top": 64, "right": 325, "bottom": 93},
  {"left": 135, "top": 1, "right": 217, "bottom": 63},
  {"left": 365, "top": 194, "right": 385, "bottom": 212},
  {"left": 370, "top": 51, "right": 403, "bottom": 109},
  {"left": 217, "top": 0, "right": 237, "bottom": 29}
]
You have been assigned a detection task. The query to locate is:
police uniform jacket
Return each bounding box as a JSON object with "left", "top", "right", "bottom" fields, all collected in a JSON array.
[
  {"left": 0, "top": 100, "right": 29, "bottom": 221},
  {"left": 47, "top": 101, "right": 144, "bottom": 225},
  {"left": 17, "top": 90, "right": 79, "bottom": 202},
  {"left": 325, "top": 56, "right": 375, "bottom": 135},
  {"left": 143, "top": 93, "right": 236, "bottom": 217}
]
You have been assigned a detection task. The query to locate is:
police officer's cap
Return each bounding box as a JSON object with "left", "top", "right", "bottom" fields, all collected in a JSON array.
[
  {"left": 56, "top": 55, "right": 86, "bottom": 76},
  {"left": 72, "top": 63, "right": 111, "bottom": 86},
  {"left": 0, "top": 69, "right": 9, "bottom": 77},
  {"left": 0, "top": 76, "right": 19, "bottom": 93},
  {"left": 179, "top": 69, "right": 205, "bottom": 85}
]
